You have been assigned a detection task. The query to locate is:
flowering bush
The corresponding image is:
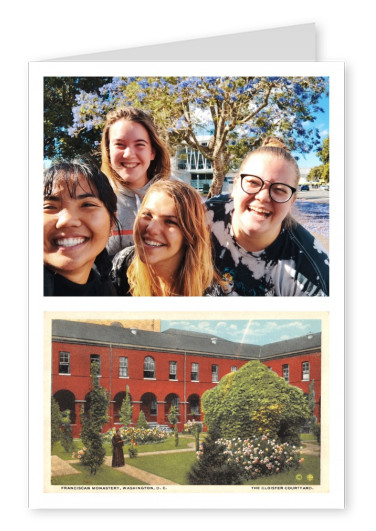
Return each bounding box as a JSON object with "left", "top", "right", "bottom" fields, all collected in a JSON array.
[
  {"left": 209, "top": 435, "right": 304, "bottom": 480},
  {"left": 72, "top": 447, "right": 87, "bottom": 459},
  {"left": 103, "top": 426, "right": 170, "bottom": 445},
  {"left": 183, "top": 420, "right": 203, "bottom": 434}
]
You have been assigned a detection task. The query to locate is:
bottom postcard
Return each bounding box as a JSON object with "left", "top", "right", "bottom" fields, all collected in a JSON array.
[{"left": 37, "top": 310, "right": 337, "bottom": 507}]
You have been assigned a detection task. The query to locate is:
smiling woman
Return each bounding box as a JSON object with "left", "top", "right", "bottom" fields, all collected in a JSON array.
[
  {"left": 111, "top": 180, "right": 224, "bottom": 296},
  {"left": 43, "top": 159, "right": 119, "bottom": 296},
  {"left": 206, "top": 137, "right": 329, "bottom": 296},
  {"left": 101, "top": 107, "right": 171, "bottom": 257}
]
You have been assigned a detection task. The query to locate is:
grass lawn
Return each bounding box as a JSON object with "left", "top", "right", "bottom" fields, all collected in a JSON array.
[
  {"left": 51, "top": 435, "right": 319, "bottom": 487},
  {"left": 52, "top": 436, "right": 195, "bottom": 460},
  {"left": 127, "top": 452, "right": 197, "bottom": 484},
  {"left": 51, "top": 463, "right": 146, "bottom": 486},
  {"left": 300, "top": 433, "right": 318, "bottom": 442},
  {"left": 123, "top": 436, "right": 194, "bottom": 454},
  {"left": 124, "top": 447, "right": 320, "bottom": 486},
  {"left": 243, "top": 454, "right": 320, "bottom": 486}
]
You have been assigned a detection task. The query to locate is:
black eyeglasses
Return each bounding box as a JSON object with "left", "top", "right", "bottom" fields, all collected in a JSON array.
[{"left": 240, "top": 174, "right": 296, "bottom": 203}]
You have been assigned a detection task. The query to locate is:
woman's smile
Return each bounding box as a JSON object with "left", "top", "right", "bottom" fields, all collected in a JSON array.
[
  {"left": 135, "top": 191, "right": 185, "bottom": 277},
  {"left": 232, "top": 154, "right": 296, "bottom": 251},
  {"left": 43, "top": 175, "right": 112, "bottom": 284}
]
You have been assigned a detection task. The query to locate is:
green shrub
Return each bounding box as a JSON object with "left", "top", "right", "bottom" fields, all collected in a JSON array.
[
  {"left": 136, "top": 410, "right": 148, "bottom": 429},
  {"left": 60, "top": 410, "right": 74, "bottom": 453},
  {"left": 312, "top": 423, "right": 321, "bottom": 444},
  {"left": 128, "top": 445, "right": 138, "bottom": 459},
  {"left": 187, "top": 429, "right": 242, "bottom": 485},
  {"left": 202, "top": 361, "right": 310, "bottom": 445}
]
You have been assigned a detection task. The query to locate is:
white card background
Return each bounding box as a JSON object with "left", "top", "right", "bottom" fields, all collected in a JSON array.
[{"left": 29, "top": 59, "right": 344, "bottom": 510}]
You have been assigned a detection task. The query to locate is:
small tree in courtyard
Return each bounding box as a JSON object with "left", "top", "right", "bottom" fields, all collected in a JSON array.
[
  {"left": 119, "top": 386, "right": 133, "bottom": 427},
  {"left": 307, "top": 379, "right": 320, "bottom": 443},
  {"left": 51, "top": 397, "right": 62, "bottom": 447},
  {"left": 80, "top": 361, "right": 110, "bottom": 475},
  {"left": 168, "top": 405, "right": 179, "bottom": 447},
  {"left": 60, "top": 410, "right": 74, "bottom": 453},
  {"left": 136, "top": 410, "right": 148, "bottom": 429}
]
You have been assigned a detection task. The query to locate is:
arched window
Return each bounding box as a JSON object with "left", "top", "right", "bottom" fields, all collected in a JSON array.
[{"left": 144, "top": 356, "right": 155, "bottom": 379}]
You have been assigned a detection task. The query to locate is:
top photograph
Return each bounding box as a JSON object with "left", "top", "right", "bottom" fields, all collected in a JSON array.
[{"left": 43, "top": 75, "right": 330, "bottom": 297}]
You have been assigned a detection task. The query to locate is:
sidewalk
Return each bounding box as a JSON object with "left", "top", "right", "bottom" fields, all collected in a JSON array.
[
  {"left": 51, "top": 443, "right": 196, "bottom": 484},
  {"left": 103, "top": 456, "right": 177, "bottom": 485}
]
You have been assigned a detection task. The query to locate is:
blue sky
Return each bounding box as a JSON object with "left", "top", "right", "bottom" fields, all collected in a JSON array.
[
  {"left": 161, "top": 319, "right": 321, "bottom": 345},
  {"left": 295, "top": 93, "right": 329, "bottom": 170}
]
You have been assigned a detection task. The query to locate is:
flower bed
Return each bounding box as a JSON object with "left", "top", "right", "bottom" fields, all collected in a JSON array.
[
  {"left": 197, "top": 435, "right": 304, "bottom": 480},
  {"left": 103, "top": 426, "right": 170, "bottom": 445}
]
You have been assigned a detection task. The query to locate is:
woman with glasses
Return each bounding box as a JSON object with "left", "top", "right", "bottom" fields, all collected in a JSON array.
[{"left": 206, "top": 137, "right": 329, "bottom": 296}]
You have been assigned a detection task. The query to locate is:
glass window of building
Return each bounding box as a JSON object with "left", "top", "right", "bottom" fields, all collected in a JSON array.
[
  {"left": 119, "top": 357, "right": 128, "bottom": 378},
  {"left": 59, "top": 351, "right": 70, "bottom": 374}
]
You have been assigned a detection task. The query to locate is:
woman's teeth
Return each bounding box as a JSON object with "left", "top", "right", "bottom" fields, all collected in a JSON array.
[
  {"left": 249, "top": 206, "right": 271, "bottom": 217},
  {"left": 56, "top": 237, "right": 86, "bottom": 247},
  {"left": 144, "top": 239, "right": 164, "bottom": 247}
]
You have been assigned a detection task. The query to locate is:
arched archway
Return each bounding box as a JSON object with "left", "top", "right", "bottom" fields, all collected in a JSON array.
[
  {"left": 53, "top": 389, "right": 76, "bottom": 424},
  {"left": 164, "top": 393, "right": 180, "bottom": 421},
  {"left": 113, "top": 391, "right": 133, "bottom": 425},
  {"left": 187, "top": 394, "right": 201, "bottom": 420},
  {"left": 140, "top": 392, "right": 157, "bottom": 422}
]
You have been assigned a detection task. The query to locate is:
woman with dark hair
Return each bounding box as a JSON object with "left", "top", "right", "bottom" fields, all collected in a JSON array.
[
  {"left": 111, "top": 180, "right": 225, "bottom": 296},
  {"left": 101, "top": 106, "right": 171, "bottom": 257},
  {"left": 206, "top": 137, "right": 329, "bottom": 296},
  {"left": 111, "top": 429, "right": 125, "bottom": 468},
  {"left": 43, "top": 158, "right": 119, "bottom": 296}
]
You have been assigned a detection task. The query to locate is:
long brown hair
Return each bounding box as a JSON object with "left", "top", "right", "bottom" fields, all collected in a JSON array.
[
  {"left": 101, "top": 107, "right": 171, "bottom": 191},
  {"left": 127, "top": 180, "right": 219, "bottom": 296}
]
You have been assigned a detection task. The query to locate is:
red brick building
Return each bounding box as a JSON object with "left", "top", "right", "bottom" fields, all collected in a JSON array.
[{"left": 51, "top": 320, "right": 321, "bottom": 437}]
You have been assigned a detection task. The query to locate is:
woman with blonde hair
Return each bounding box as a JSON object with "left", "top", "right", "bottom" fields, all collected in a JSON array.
[
  {"left": 206, "top": 137, "right": 329, "bottom": 296},
  {"left": 101, "top": 106, "right": 171, "bottom": 256},
  {"left": 111, "top": 180, "right": 224, "bottom": 296}
]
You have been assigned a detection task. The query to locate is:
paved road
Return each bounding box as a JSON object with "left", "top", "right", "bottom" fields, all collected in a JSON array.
[{"left": 296, "top": 189, "right": 329, "bottom": 203}]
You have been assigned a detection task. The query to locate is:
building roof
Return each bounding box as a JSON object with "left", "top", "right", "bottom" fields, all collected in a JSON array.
[{"left": 51, "top": 320, "right": 321, "bottom": 361}]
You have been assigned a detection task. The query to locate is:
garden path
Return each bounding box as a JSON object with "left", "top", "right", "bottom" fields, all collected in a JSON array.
[
  {"left": 51, "top": 456, "right": 81, "bottom": 477},
  {"left": 103, "top": 456, "right": 177, "bottom": 485},
  {"left": 51, "top": 443, "right": 196, "bottom": 483},
  {"left": 301, "top": 442, "right": 320, "bottom": 456}
]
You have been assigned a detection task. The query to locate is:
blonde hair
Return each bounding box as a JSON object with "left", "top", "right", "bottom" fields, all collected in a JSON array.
[
  {"left": 239, "top": 136, "right": 301, "bottom": 189},
  {"left": 100, "top": 107, "right": 171, "bottom": 191},
  {"left": 127, "top": 180, "right": 219, "bottom": 296}
]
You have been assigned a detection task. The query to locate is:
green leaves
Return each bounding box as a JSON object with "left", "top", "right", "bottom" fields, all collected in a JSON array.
[{"left": 202, "top": 361, "right": 310, "bottom": 444}]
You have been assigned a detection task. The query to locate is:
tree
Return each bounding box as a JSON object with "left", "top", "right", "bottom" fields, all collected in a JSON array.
[
  {"left": 60, "top": 410, "right": 73, "bottom": 453},
  {"left": 187, "top": 427, "right": 242, "bottom": 485},
  {"left": 119, "top": 386, "right": 133, "bottom": 427},
  {"left": 307, "top": 136, "right": 329, "bottom": 183},
  {"left": 168, "top": 405, "right": 179, "bottom": 447},
  {"left": 51, "top": 397, "right": 62, "bottom": 447},
  {"left": 62, "top": 76, "right": 328, "bottom": 197},
  {"left": 136, "top": 410, "right": 148, "bottom": 429},
  {"left": 44, "top": 76, "right": 112, "bottom": 161},
  {"left": 202, "top": 361, "right": 310, "bottom": 445},
  {"left": 80, "top": 361, "right": 110, "bottom": 475}
]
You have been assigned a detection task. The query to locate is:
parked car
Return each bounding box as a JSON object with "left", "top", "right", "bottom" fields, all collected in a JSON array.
[{"left": 300, "top": 184, "right": 310, "bottom": 191}]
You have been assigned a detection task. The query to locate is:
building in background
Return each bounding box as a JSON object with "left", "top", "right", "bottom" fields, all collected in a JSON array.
[{"left": 51, "top": 320, "right": 321, "bottom": 436}]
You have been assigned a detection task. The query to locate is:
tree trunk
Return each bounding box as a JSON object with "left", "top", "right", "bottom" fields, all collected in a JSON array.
[{"left": 207, "top": 152, "right": 228, "bottom": 199}]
